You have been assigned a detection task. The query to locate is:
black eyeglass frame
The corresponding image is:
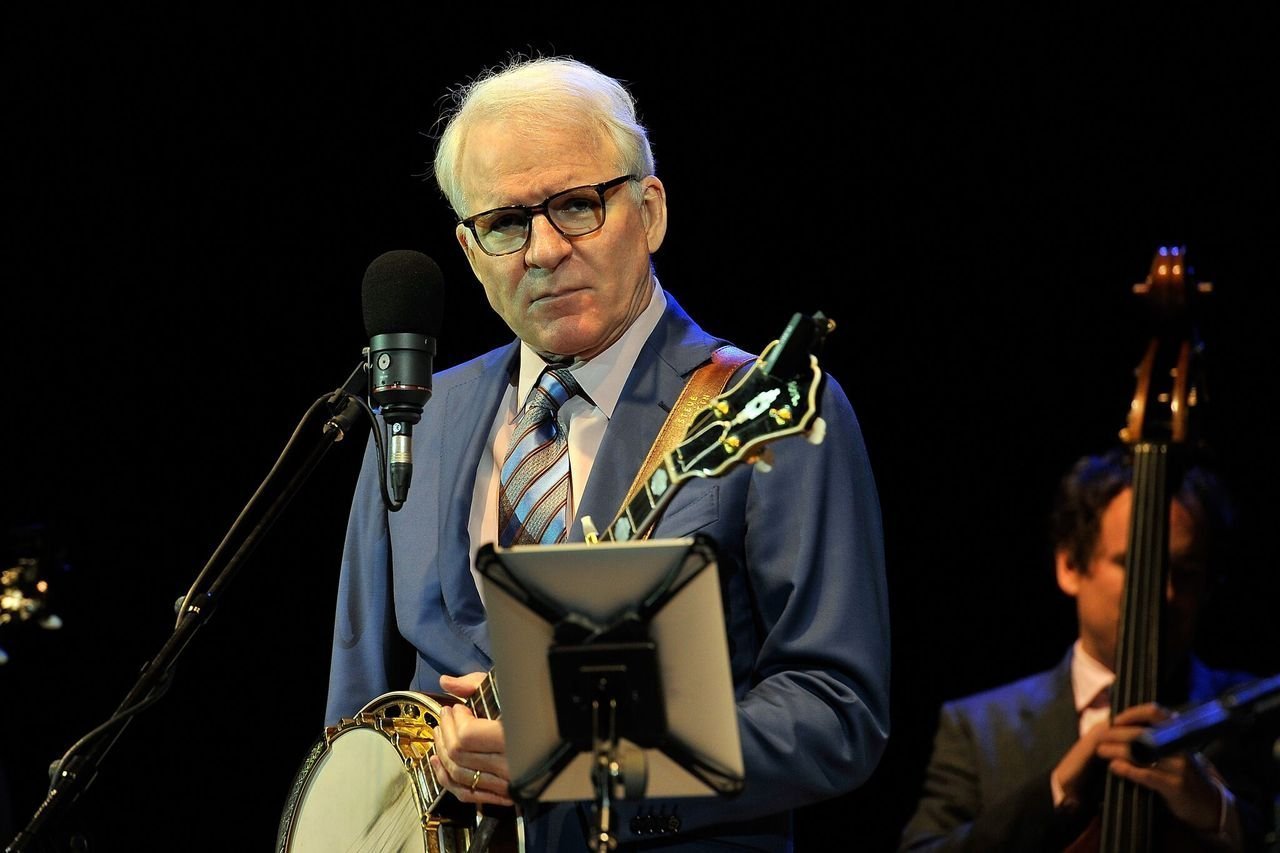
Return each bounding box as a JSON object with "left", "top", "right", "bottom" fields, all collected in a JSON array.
[{"left": 458, "top": 174, "right": 640, "bottom": 257}]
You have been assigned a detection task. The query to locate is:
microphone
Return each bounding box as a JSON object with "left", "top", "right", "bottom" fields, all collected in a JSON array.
[
  {"left": 362, "top": 250, "right": 444, "bottom": 505},
  {"left": 1130, "top": 673, "right": 1280, "bottom": 765}
]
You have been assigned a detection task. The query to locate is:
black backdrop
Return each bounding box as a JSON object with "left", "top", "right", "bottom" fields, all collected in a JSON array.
[{"left": 4, "top": 10, "right": 1278, "bottom": 852}]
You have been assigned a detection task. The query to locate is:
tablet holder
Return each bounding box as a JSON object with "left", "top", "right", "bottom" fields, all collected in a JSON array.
[{"left": 476, "top": 534, "right": 743, "bottom": 850}]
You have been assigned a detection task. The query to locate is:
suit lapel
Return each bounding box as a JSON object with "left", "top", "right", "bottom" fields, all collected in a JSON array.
[
  {"left": 570, "top": 293, "right": 721, "bottom": 542},
  {"left": 1023, "top": 649, "right": 1081, "bottom": 762}
]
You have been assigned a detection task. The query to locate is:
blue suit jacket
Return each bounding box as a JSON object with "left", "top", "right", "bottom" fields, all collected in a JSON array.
[{"left": 325, "top": 292, "right": 891, "bottom": 851}]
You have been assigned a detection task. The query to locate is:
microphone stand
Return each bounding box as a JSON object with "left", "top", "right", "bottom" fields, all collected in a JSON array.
[{"left": 6, "top": 361, "right": 372, "bottom": 853}]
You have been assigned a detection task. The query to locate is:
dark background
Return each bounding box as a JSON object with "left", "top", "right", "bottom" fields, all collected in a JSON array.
[{"left": 3, "top": 9, "right": 1278, "bottom": 852}]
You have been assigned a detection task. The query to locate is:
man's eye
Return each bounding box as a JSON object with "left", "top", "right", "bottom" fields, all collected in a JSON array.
[
  {"left": 554, "top": 194, "right": 599, "bottom": 217},
  {"left": 487, "top": 211, "right": 527, "bottom": 234}
]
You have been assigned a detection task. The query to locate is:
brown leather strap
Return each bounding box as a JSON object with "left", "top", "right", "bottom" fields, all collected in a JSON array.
[{"left": 620, "top": 345, "right": 756, "bottom": 538}]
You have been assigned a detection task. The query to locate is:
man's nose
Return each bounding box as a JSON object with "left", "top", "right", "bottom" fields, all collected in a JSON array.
[{"left": 524, "top": 212, "right": 572, "bottom": 267}]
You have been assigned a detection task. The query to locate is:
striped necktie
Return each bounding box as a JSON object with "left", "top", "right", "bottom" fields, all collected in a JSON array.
[{"left": 498, "top": 367, "right": 581, "bottom": 546}]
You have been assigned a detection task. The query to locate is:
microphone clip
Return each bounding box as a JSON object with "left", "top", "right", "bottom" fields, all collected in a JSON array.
[{"left": 323, "top": 359, "right": 371, "bottom": 441}]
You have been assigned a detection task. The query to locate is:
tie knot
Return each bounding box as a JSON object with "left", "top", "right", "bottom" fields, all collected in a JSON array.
[{"left": 525, "top": 367, "right": 580, "bottom": 419}]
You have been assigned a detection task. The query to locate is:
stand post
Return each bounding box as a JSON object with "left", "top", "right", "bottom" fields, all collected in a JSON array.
[
  {"left": 586, "top": 692, "right": 649, "bottom": 852},
  {"left": 590, "top": 732, "right": 619, "bottom": 852}
]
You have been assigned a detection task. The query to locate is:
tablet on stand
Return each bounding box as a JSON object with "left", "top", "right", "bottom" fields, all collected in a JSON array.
[{"left": 476, "top": 534, "right": 744, "bottom": 849}]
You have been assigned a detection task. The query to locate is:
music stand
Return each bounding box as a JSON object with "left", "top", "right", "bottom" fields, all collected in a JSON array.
[{"left": 476, "top": 534, "right": 744, "bottom": 850}]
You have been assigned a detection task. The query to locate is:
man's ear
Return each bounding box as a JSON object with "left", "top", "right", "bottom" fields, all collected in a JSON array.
[
  {"left": 456, "top": 223, "right": 482, "bottom": 275},
  {"left": 1055, "top": 549, "right": 1082, "bottom": 596},
  {"left": 639, "top": 176, "right": 667, "bottom": 253}
]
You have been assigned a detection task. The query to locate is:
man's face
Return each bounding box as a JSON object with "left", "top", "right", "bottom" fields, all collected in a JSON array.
[
  {"left": 1056, "top": 487, "right": 1208, "bottom": 672},
  {"left": 453, "top": 119, "right": 667, "bottom": 360}
]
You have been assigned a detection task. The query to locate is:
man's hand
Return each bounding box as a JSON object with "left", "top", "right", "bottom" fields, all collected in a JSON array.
[
  {"left": 1054, "top": 702, "right": 1227, "bottom": 835},
  {"left": 1095, "top": 702, "right": 1225, "bottom": 834},
  {"left": 430, "top": 672, "right": 515, "bottom": 807},
  {"left": 1052, "top": 712, "right": 1111, "bottom": 810}
]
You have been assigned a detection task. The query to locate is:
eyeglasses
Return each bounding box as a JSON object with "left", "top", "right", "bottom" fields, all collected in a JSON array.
[{"left": 459, "top": 175, "right": 639, "bottom": 257}]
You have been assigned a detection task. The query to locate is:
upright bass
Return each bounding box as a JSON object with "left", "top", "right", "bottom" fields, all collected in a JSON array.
[{"left": 1075, "top": 245, "right": 1213, "bottom": 852}]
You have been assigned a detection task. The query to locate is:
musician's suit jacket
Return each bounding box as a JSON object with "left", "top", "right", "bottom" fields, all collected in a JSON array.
[
  {"left": 898, "top": 647, "right": 1274, "bottom": 852},
  {"left": 325, "top": 292, "right": 891, "bottom": 852}
]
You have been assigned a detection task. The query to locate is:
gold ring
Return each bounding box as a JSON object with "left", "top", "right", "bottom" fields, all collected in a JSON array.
[{"left": 469, "top": 769, "right": 482, "bottom": 792}]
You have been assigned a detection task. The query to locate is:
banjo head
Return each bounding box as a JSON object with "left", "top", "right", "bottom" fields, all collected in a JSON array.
[{"left": 277, "top": 691, "right": 476, "bottom": 853}]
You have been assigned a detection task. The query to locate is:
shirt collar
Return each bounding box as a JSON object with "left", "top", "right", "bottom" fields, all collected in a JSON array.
[{"left": 1070, "top": 638, "right": 1115, "bottom": 713}]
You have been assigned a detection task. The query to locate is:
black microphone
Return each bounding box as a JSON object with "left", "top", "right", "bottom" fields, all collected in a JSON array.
[
  {"left": 362, "top": 250, "right": 444, "bottom": 505},
  {"left": 1130, "top": 673, "right": 1280, "bottom": 765}
]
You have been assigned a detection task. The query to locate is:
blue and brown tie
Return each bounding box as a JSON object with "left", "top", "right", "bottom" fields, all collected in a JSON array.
[{"left": 498, "top": 367, "right": 581, "bottom": 546}]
